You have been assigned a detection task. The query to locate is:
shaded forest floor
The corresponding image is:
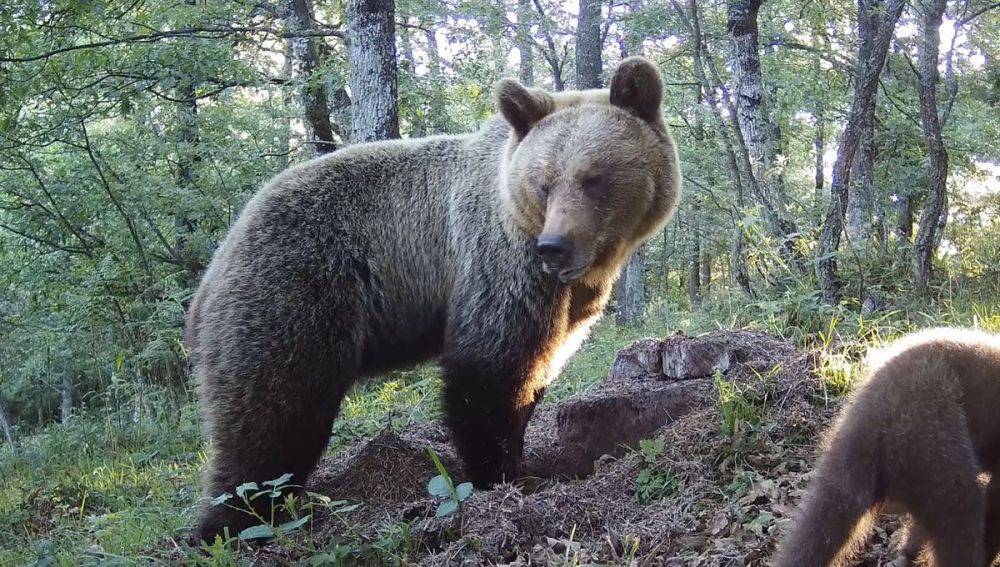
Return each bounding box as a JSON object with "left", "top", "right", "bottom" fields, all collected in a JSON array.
[{"left": 3, "top": 294, "right": 1000, "bottom": 566}]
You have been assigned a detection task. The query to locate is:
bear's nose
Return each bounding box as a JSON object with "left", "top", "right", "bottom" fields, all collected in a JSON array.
[{"left": 536, "top": 234, "right": 573, "bottom": 270}]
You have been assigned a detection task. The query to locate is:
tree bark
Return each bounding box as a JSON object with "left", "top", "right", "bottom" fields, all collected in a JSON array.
[
  {"left": 348, "top": 0, "right": 400, "bottom": 143},
  {"left": 670, "top": 0, "right": 752, "bottom": 292},
  {"left": 731, "top": 225, "right": 754, "bottom": 296},
  {"left": 913, "top": 0, "right": 949, "bottom": 291},
  {"left": 287, "top": 0, "right": 338, "bottom": 154},
  {"left": 60, "top": 375, "right": 72, "bottom": 425},
  {"left": 814, "top": 108, "right": 824, "bottom": 207},
  {"left": 816, "top": 0, "right": 905, "bottom": 304},
  {"left": 727, "top": 0, "right": 799, "bottom": 255},
  {"left": 688, "top": 204, "right": 701, "bottom": 306},
  {"left": 517, "top": 0, "right": 535, "bottom": 86},
  {"left": 174, "top": 81, "right": 203, "bottom": 293},
  {"left": 616, "top": 247, "right": 646, "bottom": 326},
  {"left": 895, "top": 193, "right": 913, "bottom": 242},
  {"left": 846, "top": 105, "right": 876, "bottom": 246},
  {"left": 0, "top": 395, "right": 14, "bottom": 450},
  {"left": 845, "top": 3, "right": 881, "bottom": 248},
  {"left": 575, "top": 0, "right": 603, "bottom": 88},
  {"left": 701, "top": 253, "right": 712, "bottom": 291},
  {"left": 279, "top": 38, "right": 295, "bottom": 167}
]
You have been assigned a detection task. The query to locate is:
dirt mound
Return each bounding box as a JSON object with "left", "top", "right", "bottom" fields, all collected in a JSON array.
[{"left": 261, "top": 330, "right": 908, "bottom": 565}]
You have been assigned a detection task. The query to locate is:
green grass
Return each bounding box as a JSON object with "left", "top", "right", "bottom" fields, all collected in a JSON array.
[
  {"left": 3, "top": 288, "right": 1000, "bottom": 565},
  {"left": 0, "top": 405, "right": 205, "bottom": 566}
]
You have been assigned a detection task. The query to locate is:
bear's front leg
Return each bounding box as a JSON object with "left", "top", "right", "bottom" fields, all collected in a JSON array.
[{"left": 441, "top": 355, "right": 546, "bottom": 488}]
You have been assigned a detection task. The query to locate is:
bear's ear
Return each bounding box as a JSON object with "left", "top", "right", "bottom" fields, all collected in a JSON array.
[
  {"left": 609, "top": 56, "right": 664, "bottom": 125},
  {"left": 495, "top": 78, "right": 555, "bottom": 140}
]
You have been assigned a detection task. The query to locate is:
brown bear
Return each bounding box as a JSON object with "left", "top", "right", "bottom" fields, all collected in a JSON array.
[
  {"left": 773, "top": 327, "right": 1000, "bottom": 567},
  {"left": 185, "top": 56, "right": 681, "bottom": 543}
]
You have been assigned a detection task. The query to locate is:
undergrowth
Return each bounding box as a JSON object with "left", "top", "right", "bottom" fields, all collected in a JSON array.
[{"left": 2, "top": 286, "right": 999, "bottom": 565}]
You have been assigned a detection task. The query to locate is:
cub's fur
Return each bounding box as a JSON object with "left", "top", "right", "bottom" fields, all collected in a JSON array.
[
  {"left": 186, "top": 56, "right": 681, "bottom": 543},
  {"left": 773, "top": 328, "right": 1000, "bottom": 567}
]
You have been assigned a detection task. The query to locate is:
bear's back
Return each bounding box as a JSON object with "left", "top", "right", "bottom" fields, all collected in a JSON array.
[
  {"left": 858, "top": 328, "right": 1000, "bottom": 460},
  {"left": 192, "top": 124, "right": 523, "bottom": 375}
]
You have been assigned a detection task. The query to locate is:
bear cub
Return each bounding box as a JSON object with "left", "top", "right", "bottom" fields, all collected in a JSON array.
[{"left": 774, "top": 328, "right": 1000, "bottom": 567}]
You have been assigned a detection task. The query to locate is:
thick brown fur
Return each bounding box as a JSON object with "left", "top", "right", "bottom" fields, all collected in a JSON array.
[
  {"left": 773, "top": 327, "right": 1000, "bottom": 567},
  {"left": 185, "top": 56, "right": 681, "bottom": 543}
]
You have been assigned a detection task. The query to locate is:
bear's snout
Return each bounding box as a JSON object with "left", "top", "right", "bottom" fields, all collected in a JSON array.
[
  {"left": 536, "top": 234, "right": 573, "bottom": 269},
  {"left": 537, "top": 234, "right": 587, "bottom": 281}
]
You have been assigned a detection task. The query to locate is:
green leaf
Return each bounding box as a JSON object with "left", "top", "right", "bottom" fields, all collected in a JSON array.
[
  {"left": 310, "top": 554, "right": 338, "bottom": 566},
  {"left": 237, "top": 524, "right": 275, "bottom": 541},
  {"left": 435, "top": 499, "right": 459, "bottom": 518},
  {"left": 427, "top": 475, "right": 451, "bottom": 497},
  {"left": 263, "top": 473, "right": 293, "bottom": 487},
  {"left": 235, "top": 482, "right": 258, "bottom": 499},
  {"left": 426, "top": 448, "right": 451, "bottom": 480},
  {"left": 210, "top": 492, "right": 233, "bottom": 506},
  {"left": 335, "top": 503, "right": 361, "bottom": 514},
  {"left": 277, "top": 514, "right": 311, "bottom": 535},
  {"left": 454, "top": 482, "right": 473, "bottom": 501}
]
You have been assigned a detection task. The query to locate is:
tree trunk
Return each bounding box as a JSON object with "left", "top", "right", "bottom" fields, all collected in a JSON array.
[
  {"left": 174, "top": 81, "right": 203, "bottom": 293},
  {"left": 622, "top": 0, "right": 644, "bottom": 57},
  {"left": 517, "top": 0, "right": 535, "bottom": 86},
  {"left": 846, "top": 106, "right": 876, "bottom": 246},
  {"left": 287, "top": 0, "right": 338, "bottom": 154},
  {"left": 814, "top": 108, "right": 825, "bottom": 208},
  {"left": 60, "top": 375, "right": 72, "bottom": 425},
  {"left": 616, "top": 247, "right": 646, "bottom": 326},
  {"left": 670, "top": 0, "right": 752, "bottom": 292},
  {"left": 0, "top": 395, "right": 14, "bottom": 450},
  {"left": 37, "top": 381, "right": 44, "bottom": 427},
  {"left": 280, "top": 38, "right": 295, "bottom": 167},
  {"left": 731, "top": 225, "right": 753, "bottom": 296},
  {"left": 688, "top": 204, "right": 701, "bottom": 306},
  {"left": 727, "top": 0, "right": 799, "bottom": 254},
  {"left": 702, "top": 254, "right": 712, "bottom": 291},
  {"left": 348, "top": 0, "right": 400, "bottom": 143},
  {"left": 913, "top": 0, "right": 949, "bottom": 292},
  {"left": 575, "top": 0, "right": 603, "bottom": 88},
  {"left": 423, "top": 26, "right": 448, "bottom": 134},
  {"left": 816, "top": 0, "right": 905, "bottom": 304},
  {"left": 682, "top": 0, "right": 744, "bottom": 208},
  {"left": 895, "top": 193, "right": 913, "bottom": 242},
  {"left": 845, "top": 2, "right": 880, "bottom": 248},
  {"left": 532, "top": 0, "right": 566, "bottom": 90}
]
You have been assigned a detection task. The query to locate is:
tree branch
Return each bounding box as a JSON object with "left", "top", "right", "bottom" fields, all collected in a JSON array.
[
  {"left": 77, "top": 121, "right": 154, "bottom": 278},
  {"left": 2, "top": 25, "right": 346, "bottom": 64}
]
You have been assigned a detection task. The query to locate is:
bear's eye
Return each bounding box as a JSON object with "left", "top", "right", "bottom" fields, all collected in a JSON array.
[
  {"left": 538, "top": 183, "right": 551, "bottom": 197},
  {"left": 580, "top": 173, "right": 608, "bottom": 198}
]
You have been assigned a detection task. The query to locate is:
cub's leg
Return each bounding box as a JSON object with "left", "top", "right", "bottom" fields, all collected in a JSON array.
[
  {"left": 773, "top": 416, "right": 883, "bottom": 567},
  {"left": 898, "top": 425, "right": 984, "bottom": 567}
]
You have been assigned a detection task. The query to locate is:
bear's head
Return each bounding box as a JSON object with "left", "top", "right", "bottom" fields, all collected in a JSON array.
[{"left": 496, "top": 56, "right": 680, "bottom": 284}]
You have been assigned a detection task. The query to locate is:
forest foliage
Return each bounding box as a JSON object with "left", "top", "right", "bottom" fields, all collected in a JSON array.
[
  {"left": 0, "top": 0, "right": 999, "bottom": 562},
  {"left": 1, "top": 0, "right": 998, "bottom": 436}
]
